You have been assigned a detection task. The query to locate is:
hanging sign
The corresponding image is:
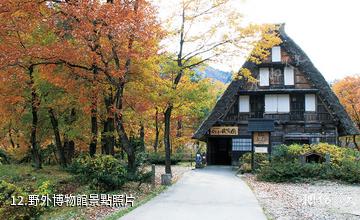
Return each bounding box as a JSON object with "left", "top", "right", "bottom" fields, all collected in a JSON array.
[
  {"left": 253, "top": 132, "right": 270, "bottom": 145},
  {"left": 210, "top": 126, "right": 238, "bottom": 136}
]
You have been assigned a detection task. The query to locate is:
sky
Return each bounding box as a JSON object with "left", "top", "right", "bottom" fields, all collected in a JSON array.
[
  {"left": 156, "top": 0, "right": 360, "bottom": 82},
  {"left": 226, "top": 0, "right": 360, "bottom": 81}
]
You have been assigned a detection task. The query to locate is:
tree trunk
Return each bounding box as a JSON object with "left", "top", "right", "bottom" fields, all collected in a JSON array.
[
  {"left": 345, "top": 136, "right": 350, "bottom": 146},
  {"left": 161, "top": 4, "right": 185, "bottom": 175},
  {"left": 101, "top": 124, "right": 106, "bottom": 154},
  {"left": 153, "top": 108, "right": 159, "bottom": 152},
  {"left": 89, "top": 67, "right": 98, "bottom": 156},
  {"left": 102, "top": 119, "right": 115, "bottom": 155},
  {"left": 8, "top": 125, "right": 15, "bottom": 148},
  {"left": 114, "top": 82, "right": 135, "bottom": 173},
  {"left": 89, "top": 105, "right": 97, "bottom": 156},
  {"left": 353, "top": 135, "right": 360, "bottom": 151},
  {"left": 48, "top": 108, "right": 67, "bottom": 167},
  {"left": 102, "top": 91, "right": 115, "bottom": 155},
  {"left": 29, "top": 66, "right": 42, "bottom": 169},
  {"left": 176, "top": 118, "right": 182, "bottom": 137},
  {"left": 116, "top": 111, "right": 136, "bottom": 172},
  {"left": 139, "top": 122, "right": 145, "bottom": 152},
  {"left": 63, "top": 137, "right": 75, "bottom": 162},
  {"left": 164, "top": 105, "right": 172, "bottom": 175},
  {"left": 127, "top": 147, "right": 136, "bottom": 174},
  {"left": 112, "top": 0, "right": 138, "bottom": 173},
  {"left": 63, "top": 109, "right": 76, "bottom": 163}
]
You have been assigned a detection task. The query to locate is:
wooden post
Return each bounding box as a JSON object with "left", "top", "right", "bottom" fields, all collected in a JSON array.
[
  {"left": 151, "top": 164, "right": 156, "bottom": 188},
  {"left": 161, "top": 174, "right": 172, "bottom": 185},
  {"left": 300, "top": 155, "right": 306, "bottom": 165},
  {"left": 251, "top": 132, "right": 255, "bottom": 173},
  {"left": 268, "top": 131, "right": 272, "bottom": 162},
  {"left": 190, "top": 152, "right": 193, "bottom": 168},
  {"left": 325, "top": 153, "right": 331, "bottom": 164}
]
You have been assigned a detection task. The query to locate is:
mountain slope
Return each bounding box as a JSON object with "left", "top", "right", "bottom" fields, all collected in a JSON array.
[{"left": 197, "top": 66, "right": 232, "bottom": 84}]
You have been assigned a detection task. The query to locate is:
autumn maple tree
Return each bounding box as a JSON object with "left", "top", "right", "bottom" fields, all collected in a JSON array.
[
  {"left": 0, "top": 0, "right": 65, "bottom": 168},
  {"left": 50, "top": 0, "right": 162, "bottom": 172},
  {"left": 333, "top": 75, "right": 360, "bottom": 148}
]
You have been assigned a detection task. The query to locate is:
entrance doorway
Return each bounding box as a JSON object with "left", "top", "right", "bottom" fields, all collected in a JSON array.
[{"left": 207, "top": 138, "right": 232, "bottom": 165}]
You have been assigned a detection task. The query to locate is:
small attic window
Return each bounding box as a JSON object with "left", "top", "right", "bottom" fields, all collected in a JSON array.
[{"left": 271, "top": 46, "right": 281, "bottom": 62}]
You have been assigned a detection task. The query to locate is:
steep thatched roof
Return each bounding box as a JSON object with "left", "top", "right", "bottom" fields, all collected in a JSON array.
[{"left": 193, "top": 24, "right": 359, "bottom": 140}]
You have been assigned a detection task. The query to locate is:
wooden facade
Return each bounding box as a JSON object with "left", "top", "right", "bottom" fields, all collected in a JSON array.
[{"left": 193, "top": 24, "right": 359, "bottom": 165}]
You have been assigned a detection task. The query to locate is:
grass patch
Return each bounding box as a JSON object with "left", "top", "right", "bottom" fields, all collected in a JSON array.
[
  {"left": 0, "top": 164, "right": 177, "bottom": 219},
  {"left": 39, "top": 206, "right": 84, "bottom": 220},
  {"left": 0, "top": 164, "right": 87, "bottom": 219},
  {"left": 104, "top": 185, "right": 167, "bottom": 220},
  {"left": 0, "top": 164, "right": 73, "bottom": 189}
]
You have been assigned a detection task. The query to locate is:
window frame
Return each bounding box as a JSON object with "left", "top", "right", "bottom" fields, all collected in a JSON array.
[{"left": 232, "top": 138, "right": 252, "bottom": 152}]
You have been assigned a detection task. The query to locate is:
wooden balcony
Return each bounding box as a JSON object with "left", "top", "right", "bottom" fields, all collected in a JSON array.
[{"left": 233, "top": 111, "right": 333, "bottom": 123}]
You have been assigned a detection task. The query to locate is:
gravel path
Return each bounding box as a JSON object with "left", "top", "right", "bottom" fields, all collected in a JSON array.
[{"left": 242, "top": 174, "right": 360, "bottom": 220}]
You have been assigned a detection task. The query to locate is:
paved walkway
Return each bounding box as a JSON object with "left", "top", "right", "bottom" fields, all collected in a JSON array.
[{"left": 120, "top": 166, "right": 267, "bottom": 220}]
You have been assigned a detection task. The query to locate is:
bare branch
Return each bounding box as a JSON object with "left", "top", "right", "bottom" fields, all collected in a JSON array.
[{"left": 183, "top": 40, "right": 230, "bottom": 64}]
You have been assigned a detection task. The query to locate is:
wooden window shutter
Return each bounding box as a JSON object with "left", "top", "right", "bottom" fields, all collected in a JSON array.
[
  {"left": 305, "top": 94, "right": 316, "bottom": 112},
  {"left": 265, "top": 94, "right": 277, "bottom": 113},
  {"left": 284, "top": 66, "right": 295, "bottom": 85},
  {"left": 259, "top": 68, "right": 269, "bottom": 86},
  {"left": 271, "top": 46, "right": 281, "bottom": 62},
  {"left": 277, "top": 94, "right": 290, "bottom": 113},
  {"left": 239, "top": 95, "right": 250, "bottom": 112}
]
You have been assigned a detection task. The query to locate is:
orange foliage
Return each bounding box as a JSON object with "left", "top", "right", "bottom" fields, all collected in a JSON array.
[{"left": 333, "top": 75, "right": 360, "bottom": 129}]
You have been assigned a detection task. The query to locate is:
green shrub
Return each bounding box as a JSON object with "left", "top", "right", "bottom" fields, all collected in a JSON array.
[
  {"left": 258, "top": 143, "right": 360, "bottom": 183},
  {"left": 271, "top": 144, "right": 304, "bottom": 162},
  {"left": 258, "top": 161, "right": 338, "bottom": 182},
  {"left": 271, "top": 143, "right": 359, "bottom": 165},
  {"left": 0, "top": 179, "right": 56, "bottom": 219},
  {"left": 147, "top": 152, "right": 184, "bottom": 165},
  {"left": 127, "top": 169, "right": 153, "bottom": 189},
  {"left": 337, "top": 158, "right": 360, "bottom": 183},
  {"left": 0, "top": 180, "right": 41, "bottom": 219},
  {"left": 125, "top": 137, "right": 154, "bottom": 188},
  {"left": 301, "top": 163, "right": 324, "bottom": 178},
  {"left": 239, "top": 153, "right": 269, "bottom": 173},
  {"left": 36, "top": 180, "right": 55, "bottom": 195},
  {"left": 147, "top": 152, "right": 163, "bottom": 164},
  {"left": 69, "top": 154, "right": 127, "bottom": 191},
  {"left": 40, "top": 144, "right": 58, "bottom": 165},
  {"left": 258, "top": 161, "right": 303, "bottom": 182},
  {"left": 0, "top": 149, "right": 11, "bottom": 164}
]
